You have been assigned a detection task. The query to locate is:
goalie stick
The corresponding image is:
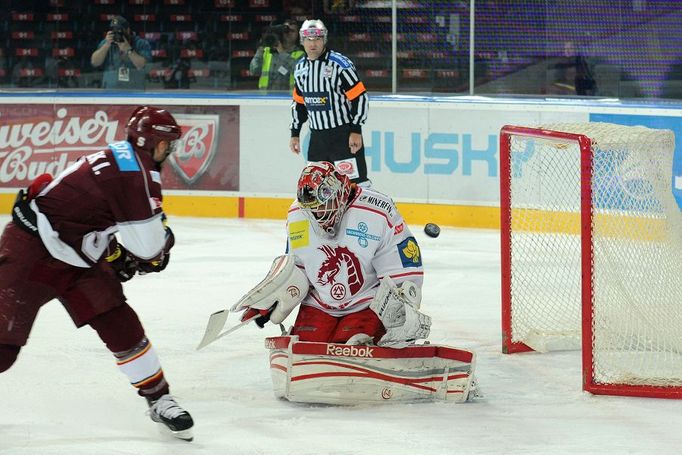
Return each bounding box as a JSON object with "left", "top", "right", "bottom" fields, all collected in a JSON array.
[
  {"left": 197, "top": 254, "right": 305, "bottom": 350},
  {"left": 196, "top": 311, "right": 260, "bottom": 350}
]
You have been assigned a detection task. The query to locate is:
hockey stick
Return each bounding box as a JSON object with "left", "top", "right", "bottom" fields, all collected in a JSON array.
[
  {"left": 196, "top": 311, "right": 260, "bottom": 351},
  {"left": 197, "top": 255, "right": 294, "bottom": 350}
]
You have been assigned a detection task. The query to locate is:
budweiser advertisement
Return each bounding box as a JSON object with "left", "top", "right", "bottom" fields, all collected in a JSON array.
[{"left": 0, "top": 104, "right": 239, "bottom": 190}]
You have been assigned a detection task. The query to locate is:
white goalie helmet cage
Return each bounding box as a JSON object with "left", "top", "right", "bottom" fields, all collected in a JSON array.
[{"left": 296, "top": 161, "right": 352, "bottom": 238}]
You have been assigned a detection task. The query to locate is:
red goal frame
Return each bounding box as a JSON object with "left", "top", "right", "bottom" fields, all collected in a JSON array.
[{"left": 499, "top": 124, "right": 682, "bottom": 399}]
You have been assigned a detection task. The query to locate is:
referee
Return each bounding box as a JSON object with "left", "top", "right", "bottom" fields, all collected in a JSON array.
[{"left": 289, "top": 19, "right": 370, "bottom": 185}]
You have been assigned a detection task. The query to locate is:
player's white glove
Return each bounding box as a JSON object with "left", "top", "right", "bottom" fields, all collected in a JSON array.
[{"left": 369, "top": 277, "right": 431, "bottom": 347}]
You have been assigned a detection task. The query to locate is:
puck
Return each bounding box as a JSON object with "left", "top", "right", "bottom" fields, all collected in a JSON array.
[{"left": 424, "top": 223, "right": 440, "bottom": 238}]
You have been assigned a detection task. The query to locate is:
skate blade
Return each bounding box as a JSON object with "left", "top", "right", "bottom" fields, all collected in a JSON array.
[{"left": 157, "top": 423, "right": 194, "bottom": 442}]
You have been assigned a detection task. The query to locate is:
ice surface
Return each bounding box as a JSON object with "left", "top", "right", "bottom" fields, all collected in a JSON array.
[{"left": 1, "top": 216, "right": 681, "bottom": 455}]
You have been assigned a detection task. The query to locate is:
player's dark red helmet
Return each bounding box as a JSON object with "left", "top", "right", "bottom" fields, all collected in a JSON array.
[
  {"left": 297, "top": 161, "right": 351, "bottom": 237},
  {"left": 126, "top": 106, "right": 182, "bottom": 154}
]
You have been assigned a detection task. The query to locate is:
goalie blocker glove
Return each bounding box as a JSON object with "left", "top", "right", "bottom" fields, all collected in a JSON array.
[{"left": 231, "top": 255, "right": 310, "bottom": 328}]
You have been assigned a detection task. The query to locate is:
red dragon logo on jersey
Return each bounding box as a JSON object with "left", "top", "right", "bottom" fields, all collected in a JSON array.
[{"left": 317, "top": 245, "right": 364, "bottom": 297}]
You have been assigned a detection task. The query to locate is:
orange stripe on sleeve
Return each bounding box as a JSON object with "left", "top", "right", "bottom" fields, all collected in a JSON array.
[
  {"left": 345, "top": 81, "right": 366, "bottom": 101},
  {"left": 293, "top": 87, "right": 304, "bottom": 104}
]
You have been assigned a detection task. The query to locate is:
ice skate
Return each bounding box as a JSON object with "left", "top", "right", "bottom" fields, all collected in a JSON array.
[{"left": 147, "top": 394, "right": 194, "bottom": 441}]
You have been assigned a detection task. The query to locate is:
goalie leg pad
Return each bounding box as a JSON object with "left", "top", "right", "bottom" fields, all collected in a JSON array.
[
  {"left": 266, "top": 336, "right": 476, "bottom": 404},
  {"left": 231, "top": 255, "right": 310, "bottom": 325}
]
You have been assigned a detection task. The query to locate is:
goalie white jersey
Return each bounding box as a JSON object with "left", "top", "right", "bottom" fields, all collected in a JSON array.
[{"left": 286, "top": 186, "right": 424, "bottom": 317}]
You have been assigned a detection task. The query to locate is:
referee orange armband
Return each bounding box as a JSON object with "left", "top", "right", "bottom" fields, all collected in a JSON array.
[
  {"left": 292, "top": 88, "right": 304, "bottom": 104},
  {"left": 345, "top": 82, "right": 366, "bottom": 100}
]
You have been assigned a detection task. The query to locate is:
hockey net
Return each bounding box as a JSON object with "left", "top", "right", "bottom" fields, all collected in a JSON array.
[{"left": 500, "top": 122, "right": 682, "bottom": 398}]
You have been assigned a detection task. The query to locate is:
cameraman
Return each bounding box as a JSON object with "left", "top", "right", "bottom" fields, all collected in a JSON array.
[
  {"left": 90, "top": 16, "right": 151, "bottom": 90},
  {"left": 250, "top": 19, "right": 304, "bottom": 91}
]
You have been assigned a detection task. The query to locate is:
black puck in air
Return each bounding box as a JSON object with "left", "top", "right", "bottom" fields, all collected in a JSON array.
[{"left": 424, "top": 223, "right": 440, "bottom": 238}]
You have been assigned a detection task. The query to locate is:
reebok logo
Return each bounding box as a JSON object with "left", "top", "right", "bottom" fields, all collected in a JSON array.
[{"left": 326, "top": 344, "right": 374, "bottom": 358}]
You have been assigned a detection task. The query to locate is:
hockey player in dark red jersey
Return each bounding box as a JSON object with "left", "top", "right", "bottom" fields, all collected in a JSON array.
[{"left": 0, "top": 106, "right": 194, "bottom": 441}]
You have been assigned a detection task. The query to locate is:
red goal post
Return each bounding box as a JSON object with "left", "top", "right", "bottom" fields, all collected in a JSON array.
[{"left": 499, "top": 122, "right": 682, "bottom": 398}]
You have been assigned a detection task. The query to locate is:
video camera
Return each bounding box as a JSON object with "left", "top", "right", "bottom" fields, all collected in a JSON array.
[
  {"left": 111, "top": 25, "right": 125, "bottom": 43},
  {"left": 109, "top": 16, "right": 129, "bottom": 43},
  {"left": 261, "top": 23, "right": 295, "bottom": 48}
]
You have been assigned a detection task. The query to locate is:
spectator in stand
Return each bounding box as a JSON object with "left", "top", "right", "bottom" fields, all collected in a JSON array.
[
  {"left": 45, "top": 55, "right": 79, "bottom": 89},
  {"left": 0, "top": 48, "right": 7, "bottom": 85},
  {"left": 250, "top": 19, "right": 305, "bottom": 91},
  {"left": 90, "top": 16, "right": 152, "bottom": 90},
  {"left": 207, "top": 37, "right": 231, "bottom": 86},
  {"left": 155, "top": 34, "right": 173, "bottom": 64},
  {"left": 324, "top": 0, "right": 356, "bottom": 14},
  {"left": 11, "top": 56, "right": 42, "bottom": 88},
  {"left": 548, "top": 39, "right": 597, "bottom": 96},
  {"left": 163, "top": 39, "right": 198, "bottom": 90},
  {"left": 164, "top": 57, "right": 193, "bottom": 89},
  {"left": 284, "top": 0, "right": 314, "bottom": 16}
]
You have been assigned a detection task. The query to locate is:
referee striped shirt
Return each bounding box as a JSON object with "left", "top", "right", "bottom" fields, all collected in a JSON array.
[{"left": 290, "top": 49, "right": 369, "bottom": 136}]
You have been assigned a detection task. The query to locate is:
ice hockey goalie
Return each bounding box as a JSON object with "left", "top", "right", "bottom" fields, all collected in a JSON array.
[{"left": 229, "top": 162, "right": 476, "bottom": 404}]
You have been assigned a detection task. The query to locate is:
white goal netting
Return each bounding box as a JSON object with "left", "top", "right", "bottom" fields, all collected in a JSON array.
[{"left": 503, "top": 122, "right": 682, "bottom": 391}]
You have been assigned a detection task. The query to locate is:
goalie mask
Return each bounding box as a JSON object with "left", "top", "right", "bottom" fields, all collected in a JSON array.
[
  {"left": 297, "top": 161, "right": 351, "bottom": 237},
  {"left": 126, "top": 106, "right": 182, "bottom": 164}
]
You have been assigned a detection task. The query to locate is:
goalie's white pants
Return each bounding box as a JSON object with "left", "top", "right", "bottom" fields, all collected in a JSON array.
[{"left": 265, "top": 336, "right": 476, "bottom": 405}]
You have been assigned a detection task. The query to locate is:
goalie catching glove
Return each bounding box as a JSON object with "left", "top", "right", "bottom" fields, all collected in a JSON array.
[
  {"left": 369, "top": 277, "right": 431, "bottom": 347},
  {"left": 231, "top": 254, "right": 309, "bottom": 328}
]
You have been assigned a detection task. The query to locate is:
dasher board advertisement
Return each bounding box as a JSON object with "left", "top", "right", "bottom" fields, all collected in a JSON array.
[{"left": 0, "top": 104, "right": 239, "bottom": 191}]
